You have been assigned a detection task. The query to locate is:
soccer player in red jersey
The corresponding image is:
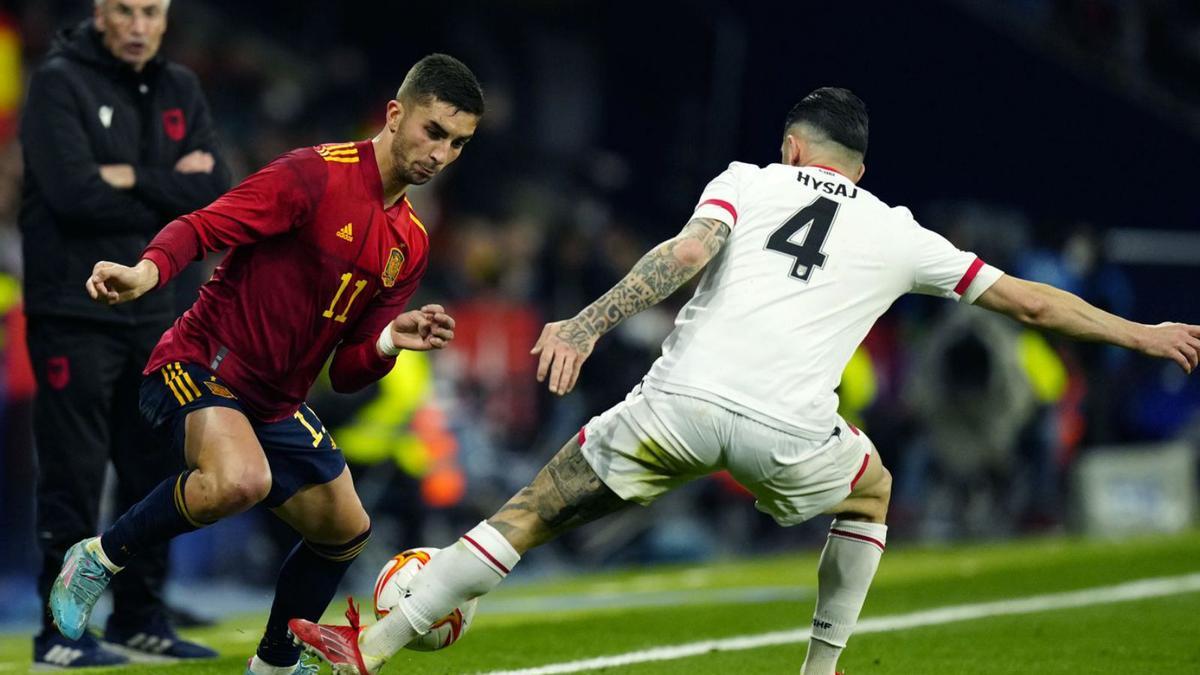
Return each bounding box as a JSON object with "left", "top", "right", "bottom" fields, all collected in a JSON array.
[{"left": 47, "top": 54, "right": 483, "bottom": 675}]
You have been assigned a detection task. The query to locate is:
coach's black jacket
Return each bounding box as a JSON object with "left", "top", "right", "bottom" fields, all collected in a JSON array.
[{"left": 19, "top": 20, "right": 230, "bottom": 324}]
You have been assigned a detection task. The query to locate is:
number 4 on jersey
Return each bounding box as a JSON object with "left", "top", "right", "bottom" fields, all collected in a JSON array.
[{"left": 766, "top": 196, "right": 839, "bottom": 282}]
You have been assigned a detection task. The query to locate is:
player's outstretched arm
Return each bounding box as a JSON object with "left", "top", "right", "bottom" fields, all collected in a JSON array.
[
  {"left": 85, "top": 259, "right": 160, "bottom": 305},
  {"left": 533, "top": 217, "right": 731, "bottom": 395},
  {"left": 975, "top": 274, "right": 1200, "bottom": 373}
]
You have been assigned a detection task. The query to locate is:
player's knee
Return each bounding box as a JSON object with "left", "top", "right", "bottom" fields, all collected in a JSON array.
[
  {"left": 877, "top": 467, "right": 893, "bottom": 504},
  {"left": 327, "top": 509, "right": 370, "bottom": 546},
  {"left": 857, "top": 463, "right": 891, "bottom": 499},
  {"left": 833, "top": 467, "right": 892, "bottom": 524},
  {"left": 859, "top": 468, "right": 891, "bottom": 521},
  {"left": 214, "top": 469, "right": 272, "bottom": 514}
]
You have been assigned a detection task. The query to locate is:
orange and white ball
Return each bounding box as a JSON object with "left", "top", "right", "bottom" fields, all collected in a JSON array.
[{"left": 372, "top": 547, "right": 478, "bottom": 651}]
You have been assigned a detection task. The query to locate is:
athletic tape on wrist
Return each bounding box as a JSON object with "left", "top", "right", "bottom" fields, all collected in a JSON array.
[{"left": 377, "top": 325, "right": 400, "bottom": 357}]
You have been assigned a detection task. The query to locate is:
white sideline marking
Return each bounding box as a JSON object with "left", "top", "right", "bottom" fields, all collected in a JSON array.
[
  {"left": 480, "top": 572, "right": 1200, "bottom": 674},
  {"left": 482, "top": 585, "right": 811, "bottom": 615}
]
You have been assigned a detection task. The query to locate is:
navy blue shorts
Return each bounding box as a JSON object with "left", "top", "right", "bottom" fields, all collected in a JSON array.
[{"left": 139, "top": 361, "right": 346, "bottom": 508}]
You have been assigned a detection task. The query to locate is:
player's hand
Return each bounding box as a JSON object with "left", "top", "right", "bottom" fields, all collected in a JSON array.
[
  {"left": 86, "top": 259, "right": 159, "bottom": 305},
  {"left": 387, "top": 304, "right": 455, "bottom": 352},
  {"left": 1137, "top": 322, "right": 1200, "bottom": 374},
  {"left": 531, "top": 319, "right": 597, "bottom": 396},
  {"left": 175, "top": 150, "right": 215, "bottom": 174},
  {"left": 99, "top": 164, "right": 136, "bottom": 189}
]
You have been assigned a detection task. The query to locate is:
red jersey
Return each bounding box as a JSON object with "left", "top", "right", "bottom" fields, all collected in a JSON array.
[{"left": 142, "top": 140, "right": 429, "bottom": 422}]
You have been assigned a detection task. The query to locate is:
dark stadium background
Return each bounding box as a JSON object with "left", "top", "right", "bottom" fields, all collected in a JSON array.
[{"left": 1, "top": 0, "right": 1197, "bottom": 630}]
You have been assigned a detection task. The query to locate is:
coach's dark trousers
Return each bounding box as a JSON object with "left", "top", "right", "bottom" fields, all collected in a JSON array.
[{"left": 27, "top": 316, "right": 179, "bottom": 633}]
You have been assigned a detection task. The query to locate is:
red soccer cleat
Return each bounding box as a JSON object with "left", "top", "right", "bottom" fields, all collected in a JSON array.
[{"left": 289, "top": 597, "right": 374, "bottom": 675}]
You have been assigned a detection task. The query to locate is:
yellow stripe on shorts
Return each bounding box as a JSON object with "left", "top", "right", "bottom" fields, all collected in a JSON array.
[
  {"left": 175, "top": 363, "right": 203, "bottom": 399},
  {"left": 161, "top": 366, "right": 189, "bottom": 405}
]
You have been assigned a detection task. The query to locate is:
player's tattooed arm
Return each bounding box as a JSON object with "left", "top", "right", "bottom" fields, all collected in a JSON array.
[
  {"left": 533, "top": 217, "right": 731, "bottom": 394},
  {"left": 574, "top": 217, "right": 730, "bottom": 342}
]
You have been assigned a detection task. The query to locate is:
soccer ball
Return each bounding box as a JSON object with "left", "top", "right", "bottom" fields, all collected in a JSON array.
[{"left": 372, "top": 547, "right": 478, "bottom": 651}]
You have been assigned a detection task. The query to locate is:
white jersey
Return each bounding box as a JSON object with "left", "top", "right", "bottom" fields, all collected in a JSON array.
[{"left": 643, "top": 162, "right": 1004, "bottom": 438}]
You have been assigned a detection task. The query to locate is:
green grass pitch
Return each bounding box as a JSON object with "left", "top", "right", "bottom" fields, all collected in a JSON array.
[{"left": 3, "top": 530, "right": 1198, "bottom": 673}]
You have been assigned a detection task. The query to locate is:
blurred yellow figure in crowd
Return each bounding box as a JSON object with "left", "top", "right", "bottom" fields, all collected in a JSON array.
[{"left": 336, "top": 350, "right": 464, "bottom": 510}]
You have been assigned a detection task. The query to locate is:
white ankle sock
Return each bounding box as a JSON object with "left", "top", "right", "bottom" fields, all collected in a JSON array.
[
  {"left": 801, "top": 519, "right": 887, "bottom": 675},
  {"left": 248, "top": 655, "right": 298, "bottom": 674},
  {"left": 359, "top": 521, "right": 520, "bottom": 662},
  {"left": 802, "top": 638, "right": 842, "bottom": 675}
]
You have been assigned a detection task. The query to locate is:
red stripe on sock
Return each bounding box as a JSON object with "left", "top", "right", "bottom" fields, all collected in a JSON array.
[
  {"left": 462, "top": 534, "right": 511, "bottom": 574},
  {"left": 829, "top": 528, "right": 886, "bottom": 551},
  {"left": 577, "top": 426, "right": 587, "bottom": 446}
]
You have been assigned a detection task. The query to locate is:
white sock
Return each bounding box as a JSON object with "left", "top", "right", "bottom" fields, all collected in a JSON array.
[
  {"left": 359, "top": 521, "right": 520, "bottom": 663},
  {"left": 87, "top": 538, "right": 123, "bottom": 574},
  {"left": 801, "top": 519, "right": 887, "bottom": 675},
  {"left": 247, "top": 655, "right": 298, "bottom": 674}
]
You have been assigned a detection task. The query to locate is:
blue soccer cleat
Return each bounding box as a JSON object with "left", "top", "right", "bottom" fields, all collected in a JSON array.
[
  {"left": 104, "top": 613, "right": 219, "bottom": 662},
  {"left": 49, "top": 538, "right": 115, "bottom": 640},
  {"left": 244, "top": 655, "right": 321, "bottom": 674},
  {"left": 32, "top": 630, "right": 127, "bottom": 670}
]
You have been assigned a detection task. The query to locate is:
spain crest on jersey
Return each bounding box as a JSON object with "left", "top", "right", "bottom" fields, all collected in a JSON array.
[{"left": 382, "top": 247, "right": 405, "bottom": 287}]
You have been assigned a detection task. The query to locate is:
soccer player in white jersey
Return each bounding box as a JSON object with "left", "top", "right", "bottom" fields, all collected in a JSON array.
[{"left": 291, "top": 87, "right": 1200, "bottom": 675}]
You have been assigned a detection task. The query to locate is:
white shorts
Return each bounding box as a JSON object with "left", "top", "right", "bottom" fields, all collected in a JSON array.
[{"left": 578, "top": 384, "right": 873, "bottom": 526}]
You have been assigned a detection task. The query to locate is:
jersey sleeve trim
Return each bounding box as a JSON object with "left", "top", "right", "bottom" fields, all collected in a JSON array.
[
  {"left": 696, "top": 198, "right": 738, "bottom": 225},
  {"left": 953, "top": 257, "right": 985, "bottom": 295},
  {"left": 403, "top": 196, "right": 428, "bottom": 236},
  {"left": 960, "top": 263, "right": 1004, "bottom": 304}
]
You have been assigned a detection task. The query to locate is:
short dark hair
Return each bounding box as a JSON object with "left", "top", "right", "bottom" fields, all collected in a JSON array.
[
  {"left": 783, "top": 87, "right": 868, "bottom": 157},
  {"left": 398, "top": 53, "right": 485, "bottom": 116}
]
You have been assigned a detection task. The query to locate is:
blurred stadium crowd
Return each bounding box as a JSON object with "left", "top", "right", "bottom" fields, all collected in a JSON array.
[{"left": 1, "top": 0, "right": 1199, "bottom": 624}]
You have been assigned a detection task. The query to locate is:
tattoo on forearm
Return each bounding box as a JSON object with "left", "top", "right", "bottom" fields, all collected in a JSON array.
[{"left": 563, "top": 218, "right": 730, "bottom": 347}]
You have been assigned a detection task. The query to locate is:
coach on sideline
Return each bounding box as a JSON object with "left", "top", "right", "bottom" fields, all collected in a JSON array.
[{"left": 19, "top": 0, "right": 228, "bottom": 667}]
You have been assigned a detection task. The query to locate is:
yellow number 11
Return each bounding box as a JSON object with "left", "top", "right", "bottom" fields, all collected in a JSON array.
[
  {"left": 293, "top": 411, "right": 325, "bottom": 447},
  {"left": 322, "top": 272, "right": 367, "bottom": 323}
]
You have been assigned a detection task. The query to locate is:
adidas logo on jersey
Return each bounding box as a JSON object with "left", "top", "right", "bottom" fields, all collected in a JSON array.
[
  {"left": 42, "top": 645, "right": 85, "bottom": 666},
  {"left": 337, "top": 223, "right": 354, "bottom": 242}
]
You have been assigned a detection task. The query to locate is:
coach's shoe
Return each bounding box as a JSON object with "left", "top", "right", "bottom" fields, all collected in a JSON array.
[
  {"left": 32, "top": 630, "right": 128, "bottom": 670},
  {"left": 245, "top": 654, "right": 321, "bottom": 674},
  {"left": 49, "top": 538, "right": 115, "bottom": 640},
  {"left": 103, "top": 612, "right": 218, "bottom": 661},
  {"left": 289, "top": 598, "right": 381, "bottom": 675}
]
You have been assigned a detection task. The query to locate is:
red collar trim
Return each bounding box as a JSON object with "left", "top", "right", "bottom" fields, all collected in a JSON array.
[{"left": 809, "top": 164, "right": 847, "bottom": 177}]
